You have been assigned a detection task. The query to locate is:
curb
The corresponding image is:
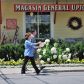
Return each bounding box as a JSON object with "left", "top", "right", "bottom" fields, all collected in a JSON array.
[
  {"left": 43, "top": 69, "right": 84, "bottom": 73},
  {"left": 0, "top": 64, "right": 84, "bottom": 68},
  {"left": 0, "top": 66, "right": 84, "bottom": 74},
  {"left": 43, "top": 64, "right": 84, "bottom": 67}
]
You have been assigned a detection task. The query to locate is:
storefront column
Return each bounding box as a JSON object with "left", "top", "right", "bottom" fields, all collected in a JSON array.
[{"left": 0, "top": 0, "right": 2, "bottom": 39}]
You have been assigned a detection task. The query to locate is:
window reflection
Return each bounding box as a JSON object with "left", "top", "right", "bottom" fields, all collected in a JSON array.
[
  {"left": 26, "top": 15, "right": 37, "bottom": 23},
  {"left": 39, "top": 23, "right": 50, "bottom": 38},
  {"left": 39, "top": 15, "right": 50, "bottom": 22},
  {"left": 25, "top": 12, "right": 50, "bottom": 38}
]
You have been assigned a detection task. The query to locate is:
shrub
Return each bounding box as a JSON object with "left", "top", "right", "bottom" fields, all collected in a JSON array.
[
  {"left": 0, "top": 39, "right": 84, "bottom": 64},
  {"left": 0, "top": 43, "right": 24, "bottom": 61}
]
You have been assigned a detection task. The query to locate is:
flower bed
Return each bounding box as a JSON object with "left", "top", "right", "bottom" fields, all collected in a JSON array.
[
  {"left": 0, "top": 58, "right": 84, "bottom": 66},
  {"left": 0, "top": 39, "right": 84, "bottom": 64}
]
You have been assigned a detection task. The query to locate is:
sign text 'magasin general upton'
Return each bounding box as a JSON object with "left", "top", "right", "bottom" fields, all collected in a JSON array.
[{"left": 14, "top": 4, "right": 84, "bottom": 12}]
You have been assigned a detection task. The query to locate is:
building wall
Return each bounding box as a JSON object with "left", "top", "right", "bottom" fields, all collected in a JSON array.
[
  {"left": 54, "top": 12, "right": 84, "bottom": 40},
  {"left": 54, "top": 0, "right": 84, "bottom": 40},
  {"left": 53, "top": 0, "right": 84, "bottom": 40},
  {"left": 1, "top": 0, "right": 23, "bottom": 41},
  {"left": 1, "top": 0, "right": 55, "bottom": 41},
  {"left": 1, "top": 0, "right": 84, "bottom": 41}
]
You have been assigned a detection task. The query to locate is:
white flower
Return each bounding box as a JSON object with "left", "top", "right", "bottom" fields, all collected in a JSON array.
[
  {"left": 43, "top": 49, "right": 46, "bottom": 52},
  {"left": 68, "top": 53, "right": 71, "bottom": 59},
  {"left": 83, "top": 52, "right": 84, "bottom": 55},
  {"left": 62, "top": 52, "right": 64, "bottom": 55},
  {"left": 54, "top": 43, "right": 58, "bottom": 47},
  {"left": 53, "top": 55, "right": 57, "bottom": 59},
  {"left": 46, "top": 42, "right": 49, "bottom": 46},
  {"left": 43, "top": 49, "right": 46, "bottom": 55},
  {"left": 45, "top": 39, "right": 50, "bottom": 43},
  {"left": 67, "top": 59, "right": 71, "bottom": 62},
  {"left": 39, "top": 55, "right": 42, "bottom": 59},
  {"left": 62, "top": 55, "right": 68, "bottom": 60},
  {"left": 47, "top": 58, "right": 50, "bottom": 62},
  {"left": 6, "top": 54, "right": 9, "bottom": 57},
  {"left": 43, "top": 42, "right": 46, "bottom": 45},
  {"left": 66, "top": 48, "right": 70, "bottom": 52},
  {"left": 58, "top": 55, "right": 62, "bottom": 59},
  {"left": 51, "top": 47, "right": 57, "bottom": 54},
  {"left": 43, "top": 51, "right": 46, "bottom": 55},
  {"left": 40, "top": 60, "right": 45, "bottom": 64},
  {"left": 37, "top": 48, "right": 41, "bottom": 53}
]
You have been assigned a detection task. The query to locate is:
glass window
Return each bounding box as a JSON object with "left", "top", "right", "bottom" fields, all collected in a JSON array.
[{"left": 25, "top": 12, "right": 50, "bottom": 38}]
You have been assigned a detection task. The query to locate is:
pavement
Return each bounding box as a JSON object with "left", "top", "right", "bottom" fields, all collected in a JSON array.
[
  {"left": 0, "top": 64, "right": 84, "bottom": 75},
  {"left": 0, "top": 64, "right": 84, "bottom": 84}
]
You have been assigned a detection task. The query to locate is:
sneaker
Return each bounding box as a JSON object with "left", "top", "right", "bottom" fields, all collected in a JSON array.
[
  {"left": 21, "top": 72, "right": 25, "bottom": 74},
  {"left": 36, "top": 66, "right": 45, "bottom": 75},
  {"left": 36, "top": 70, "right": 40, "bottom": 75},
  {"left": 40, "top": 66, "right": 45, "bottom": 70},
  {"left": 21, "top": 70, "right": 25, "bottom": 74}
]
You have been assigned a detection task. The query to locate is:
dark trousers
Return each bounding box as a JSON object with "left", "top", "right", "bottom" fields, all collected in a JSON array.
[{"left": 21, "top": 56, "right": 40, "bottom": 73}]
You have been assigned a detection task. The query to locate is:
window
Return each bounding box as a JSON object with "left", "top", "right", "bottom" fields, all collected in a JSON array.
[{"left": 25, "top": 12, "right": 50, "bottom": 38}]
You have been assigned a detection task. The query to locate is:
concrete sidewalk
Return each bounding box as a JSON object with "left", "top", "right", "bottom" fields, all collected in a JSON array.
[{"left": 0, "top": 64, "right": 84, "bottom": 75}]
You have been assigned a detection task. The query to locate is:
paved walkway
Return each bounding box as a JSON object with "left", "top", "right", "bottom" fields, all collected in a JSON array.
[
  {"left": 0, "top": 64, "right": 84, "bottom": 75},
  {"left": 0, "top": 64, "right": 84, "bottom": 84}
]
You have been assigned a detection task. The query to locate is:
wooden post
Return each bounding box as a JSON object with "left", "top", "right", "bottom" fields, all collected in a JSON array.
[
  {"left": 0, "top": 0, "right": 2, "bottom": 40},
  {"left": 0, "top": 24, "right": 1, "bottom": 40},
  {"left": 13, "top": 26, "right": 19, "bottom": 44},
  {"left": 0, "top": 26, "right": 7, "bottom": 44},
  {"left": 54, "top": 0, "right": 58, "bottom": 24}
]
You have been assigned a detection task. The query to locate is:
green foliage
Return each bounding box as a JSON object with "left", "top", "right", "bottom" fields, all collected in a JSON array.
[
  {"left": 0, "top": 43, "right": 24, "bottom": 61},
  {"left": 0, "top": 59, "right": 23, "bottom": 66},
  {"left": 0, "top": 39, "right": 84, "bottom": 64},
  {"left": 0, "top": 58, "right": 84, "bottom": 66},
  {"left": 37, "top": 40, "right": 84, "bottom": 64}
]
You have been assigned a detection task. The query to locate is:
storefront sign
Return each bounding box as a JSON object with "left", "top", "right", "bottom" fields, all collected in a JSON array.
[
  {"left": 14, "top": 4, "right": 84, "bottom": 12},
  {"left": 6, "top": 19, "right": 17, "bottom": 29}
]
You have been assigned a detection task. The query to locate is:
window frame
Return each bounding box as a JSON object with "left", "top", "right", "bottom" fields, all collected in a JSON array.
[{"left": 23, "top": 12, "right": 54, "bottom": 39}]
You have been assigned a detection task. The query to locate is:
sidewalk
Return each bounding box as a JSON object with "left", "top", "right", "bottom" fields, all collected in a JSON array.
[{"left": 0, "top": 64, "right": 84, "bottom": 74}]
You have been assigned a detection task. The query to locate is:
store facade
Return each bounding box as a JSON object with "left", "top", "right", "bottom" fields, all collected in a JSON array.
[{"left": 0, "top": 0, "right": 84, "bottom": 42}]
